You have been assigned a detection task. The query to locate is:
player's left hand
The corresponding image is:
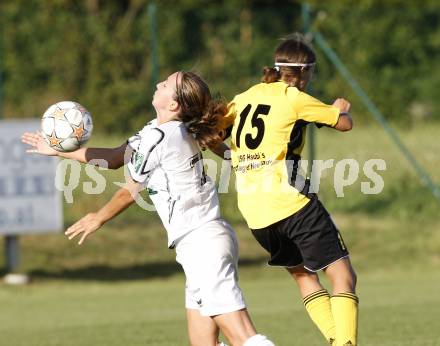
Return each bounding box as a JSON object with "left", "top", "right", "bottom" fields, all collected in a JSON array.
[{"left": 65, "top": 213, "right": 103, "bottom": 245}]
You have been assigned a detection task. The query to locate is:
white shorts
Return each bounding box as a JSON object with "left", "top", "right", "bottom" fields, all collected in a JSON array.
[{"left": 175, "top": 218, "right": 246, "bottom": 316}]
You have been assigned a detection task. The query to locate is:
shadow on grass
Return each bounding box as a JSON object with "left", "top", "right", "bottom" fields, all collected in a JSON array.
[{"left": 4, "top": 257, "right": 267, "bottom": 282}]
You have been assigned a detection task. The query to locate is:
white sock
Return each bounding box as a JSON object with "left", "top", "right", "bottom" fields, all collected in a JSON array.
[{"left": 243, "top": 334, "right": 275, "bottom": 346}]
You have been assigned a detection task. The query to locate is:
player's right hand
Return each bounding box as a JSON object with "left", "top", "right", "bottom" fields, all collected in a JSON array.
[
  {"left": 21, "top": 131, "right": 59, "bottom": 156},
  {"left": 65, "top": 212, "right": 103, "bottom": 245}
]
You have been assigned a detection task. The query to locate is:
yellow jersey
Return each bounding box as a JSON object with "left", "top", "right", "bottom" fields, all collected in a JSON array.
[{"left": 225, "top": 81, "right": 340, "bottom": 229}]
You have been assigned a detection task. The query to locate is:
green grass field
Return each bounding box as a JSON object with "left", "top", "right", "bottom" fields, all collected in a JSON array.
[
  {"left": 1, "top": 269, "right": 440, "bottom": 345},
  {"left": 1, "top": 123, "right": 439, "bottom": 345}
]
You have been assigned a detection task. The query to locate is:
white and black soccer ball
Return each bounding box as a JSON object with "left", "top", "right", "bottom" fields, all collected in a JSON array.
[{"left": 41, "top": 101, "right": 93, "bottom": 152}]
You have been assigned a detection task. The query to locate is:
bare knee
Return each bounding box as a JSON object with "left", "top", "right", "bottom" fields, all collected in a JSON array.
[
  {"left": 325, "top": 259, "right": 357, "bottom": 293},
  {"left": 335, "top": 269, "right": 356, "bottom": 292},
  {"left": 287, "top": 266, "right": 323, "bottom": 297},
  {"left": 187, "top": 309, "right": 219, "bottom": 346},
  {"left": 345, "top": 262, "right": 357, "bottom": 290}
]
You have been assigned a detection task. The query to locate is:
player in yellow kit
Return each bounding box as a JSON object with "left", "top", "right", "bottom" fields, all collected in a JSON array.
[{"left": 218, "top": 34, "right": 358, "bottom": 345}]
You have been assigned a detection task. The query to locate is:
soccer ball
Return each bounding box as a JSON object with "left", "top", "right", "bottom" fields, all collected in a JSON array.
[{"left": 41, "top": 101, "right": 93, "bottom": 152}]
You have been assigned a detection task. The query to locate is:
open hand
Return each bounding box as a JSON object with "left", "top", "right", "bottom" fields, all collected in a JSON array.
[
  {"left": 65, "top": 213, "right": 103, "bottom": 245},
  {"left": 21, "top": 131, "right": 59, "bottom": 156}
]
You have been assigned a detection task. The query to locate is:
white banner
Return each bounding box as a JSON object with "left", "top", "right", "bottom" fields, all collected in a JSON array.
[{"left": 0, "top": 119, "right": 62, "bottom": 234}]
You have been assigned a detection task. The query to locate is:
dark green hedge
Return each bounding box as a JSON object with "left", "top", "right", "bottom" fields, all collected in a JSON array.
[{"left": 1, "top": 0, "right": 439, "bottom": 132}]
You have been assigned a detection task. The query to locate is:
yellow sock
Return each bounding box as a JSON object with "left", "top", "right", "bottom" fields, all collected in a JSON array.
[
  {"left": 303, "top": 289, "right": 336, "bottom": 344},
  {"left": 330, "top": 293, "right": 359, "bottom": 346}
]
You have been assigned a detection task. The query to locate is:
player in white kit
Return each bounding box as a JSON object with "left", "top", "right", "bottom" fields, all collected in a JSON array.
[{"left": 22, "top": 71, "right": 275, "bottom": 346}]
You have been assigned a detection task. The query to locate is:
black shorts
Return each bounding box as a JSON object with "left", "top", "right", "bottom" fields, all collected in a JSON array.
[{"left": 251, "top": 196, "right": 349, "bottom": 272}]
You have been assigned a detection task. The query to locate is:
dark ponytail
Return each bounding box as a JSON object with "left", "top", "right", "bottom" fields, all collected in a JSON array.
[
  {"left": 262, "top": 66, "right": 281, "bottom": 83},
  {"left": 175, "top": 71, "right": 228, "bottom": 149}
]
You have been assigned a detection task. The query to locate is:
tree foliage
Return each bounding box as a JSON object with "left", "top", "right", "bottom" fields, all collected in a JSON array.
[{"left": 1, "top": 0, "right": 439, "bottom": 132}]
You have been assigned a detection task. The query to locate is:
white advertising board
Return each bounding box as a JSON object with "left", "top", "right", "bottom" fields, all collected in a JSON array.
[{"left": 0, "top": 119, "right": 62, "bottom": 235}]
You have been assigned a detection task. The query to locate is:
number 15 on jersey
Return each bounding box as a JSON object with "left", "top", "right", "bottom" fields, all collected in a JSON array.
[{"left": 234, "top": 104, "right": 271, "bottom": 150}]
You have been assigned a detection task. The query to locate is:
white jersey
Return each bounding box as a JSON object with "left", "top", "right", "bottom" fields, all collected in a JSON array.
[{"left": 127, "top": 119, "right": 221, "bottom": 247}]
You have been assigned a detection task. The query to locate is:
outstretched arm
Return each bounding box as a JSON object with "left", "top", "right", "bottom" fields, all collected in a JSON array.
[
  {"left": 64, "top": 177, "right": 142, "bottom": 245},
  {"left": 21, "top": 131, "right": 130, "bottom": 169}
]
